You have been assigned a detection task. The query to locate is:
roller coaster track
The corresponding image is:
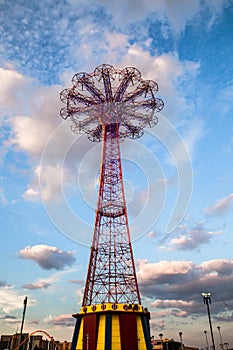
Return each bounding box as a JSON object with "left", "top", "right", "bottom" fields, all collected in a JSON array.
[{"left": 15, "top": 330, "right": 58, "bottom": 350}]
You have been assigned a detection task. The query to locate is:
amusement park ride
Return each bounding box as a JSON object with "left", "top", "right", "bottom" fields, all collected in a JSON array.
[{"left": 60, "top": 64, "right": 164, "bottom": 350}]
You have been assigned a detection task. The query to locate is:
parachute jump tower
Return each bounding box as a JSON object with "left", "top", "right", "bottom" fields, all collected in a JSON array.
[{"left": 60, "top": 64, "right": 164, "bottom": 350}]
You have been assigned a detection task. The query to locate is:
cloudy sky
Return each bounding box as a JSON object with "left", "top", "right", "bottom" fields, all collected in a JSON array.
[{"left": 0, "top": 0, "right": 233, "bottom": 348}]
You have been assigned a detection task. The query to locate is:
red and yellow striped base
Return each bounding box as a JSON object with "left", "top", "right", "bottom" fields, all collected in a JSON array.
[{"left": 71, "top": 303, "right": 151, "bottom": 350}]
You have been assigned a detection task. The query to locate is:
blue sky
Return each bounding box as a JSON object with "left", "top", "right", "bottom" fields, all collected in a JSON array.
[{"left": 0, "top": 0, "right": 233, "bottom": 347}]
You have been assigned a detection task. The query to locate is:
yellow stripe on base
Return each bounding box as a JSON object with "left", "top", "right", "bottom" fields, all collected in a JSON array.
[
  {"left": 76, "top": 318, "right": 84, "bottom": 350},
  {"left": 111, "top": 314, "right": 121, "bottom": 350},
  {"left": 96, "top": 314, "right": 106, "bottom": 350},
  {"left": 137, "top": 315, "right": 147, "bottom": 350},
  {"left": 80, "top": 303, "right": 143, "bottom": 314}
]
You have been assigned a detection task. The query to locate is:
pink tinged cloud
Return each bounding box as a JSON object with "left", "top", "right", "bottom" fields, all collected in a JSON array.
[
  {"left": 151, "top": 299, "right": 196, "bottom": 308},
  {"left": 204, "top": 193, "right": 233, "bottom": 215},
  {"left": 151, "top": 310, "right": 171, "bottom": 318},
  {"left": 45, "top": 314, "right": 75, "bottom": 327},
  {"left": 201, "top": 259, "right": 233, "bottom": 275},
  {"left": 22, "top": 282, "right": 51, "bottom": 290},
  {"left": 137, "top": 259, "right": 195, "bottom": 281},
  {"left": 28, "top": 320, "right": 40, "bottom": 325},
  {"left": 168, "top": 223, "right": 222, "bottom": 251},
  {"left": 171, "top": 309, "right": 188, "bottom": 317},
  {"left": 18, "top": 244, "right": 76, "bottom": 270}
]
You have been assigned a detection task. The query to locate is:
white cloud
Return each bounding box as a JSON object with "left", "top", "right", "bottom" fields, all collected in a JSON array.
[
  {"left": 162, "top": 0, "right": 200, "bottom": 35},
  {"left": 137, "top": 258, "right": 233, "bottom": 315},
  {"left": 201, "top": 259, "right": 233, "bottom": 275},
  {"left": 171, "top": 120, "right": 204, "bottom": 164},
  {"left": 0, "top": 187, "right": 7, "bottom": 205},
  {"left": 21, "top": 268, "right": 79, "bottom": 297},
  {"left": 23, "top": 164, "right": 73, "bottom": 203},
  {"left": 0, "top": 68, "right": 29, "bottom": 113},
  {"left": 146, "top": 231, "right": 157, "bottom": 239},
  {"left": 2, "top": 48, "right": 200, "bottom": 207},
  {"left": 45, "top": 313, "right": 75, "bottom": 327},
  {"left": 23, "top": 188, "right": 40, "bottom": 200},
  {"left": 0, "top": 286, "right": 35, "bottom": 313},
  {"left": 168, "top": 222, "right": 222, "bottom": 251},
  {"left": 103, "top": 0, "right": 227, "bottom": 34},
  {"left": 118, "top": 48, "right": 200, "bottom": 125},
  {"left": 137, "top": 259, "right": 195, "bottom": 282},
  {"left": 151, "top": 299, "right": 196, "bottom": 309},
  {"left": 149, "top": 316, "right": 166, "bottom": 331},
  {"left": 22, "top": 282, "right": 51, "bottom": 290},
  {"left": 0, "top": 66, "right": 93, "bottom": 204},
  {"left": 204, "top": 193, "right": 233, "bottom": 216},
  {"left": 9, "top": 85, "right": 62, "bottom": 157},
  {"left": 10, "top": 115, "right": 54, "bottom": 157},
  {"left": 18, "top": 245, "right": 76, "bottom": 270}
]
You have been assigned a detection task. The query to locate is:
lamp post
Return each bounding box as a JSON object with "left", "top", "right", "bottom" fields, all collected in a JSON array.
[
  {"left": 204, "top": 330, "right": 209, "bottom": 350},
  {"left": 217, "top": 326, "right": 224, "bottom": 350},
  {"left": 159, "top": 333, "right": 163, "bottom": 350},
  {"left": 179, "top": 332, "right": 184, "bottom": 350},
  {"left": 202, "top": 293, "right": 216, "bottom": 350},
  {"left": 86, "top": 334, "right": 89, "bottom": 350},
  {"left": 18, "top": 296, "right": 28, "bottom": 350}
]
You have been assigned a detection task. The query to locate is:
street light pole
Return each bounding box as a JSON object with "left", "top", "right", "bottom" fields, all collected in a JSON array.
[
  {"left": 204, "top": 330, "right": 209, "bottom": 350},
  {"left": 159, "top": 333, "right": 163, "bottom": 350},
  {"left": 202, "top": 293, "right": 216, "bottom": 350},
  {"left": 217, "top": 326, "right": 224, "bottom": 350},
  {"left": 179, "top": 331, "right": 184, "bottom": 350},
  {"left": 86, "top": 334, "right": 89, "bottom": 350},
  {"left": 18, "top": 297, "right": 28, "bottom": 350}
]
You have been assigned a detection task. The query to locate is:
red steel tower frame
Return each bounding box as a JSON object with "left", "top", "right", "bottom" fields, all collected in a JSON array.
[
  {"left": 83, "top": 122, "right": 140, "bottom": 305},
  {"left": 60, "top": 64, "right": 164, "bottom": 350}
]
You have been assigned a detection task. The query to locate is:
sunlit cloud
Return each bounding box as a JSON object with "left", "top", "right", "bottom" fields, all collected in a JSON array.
[
  {"left": 0, "top": 286, "right": 35, "bottom": 313},
  {"left": 168, "top": 222, "right": 222, "bottom": 251},
  {"left": 18, "top": 245, "right": 76, "bottom": 270},
  {"left": 204, "top": 193, "right": 233, "bottom": 216},
  {"left": 44, "top": 314, "right": 75, "bottom": 327},
  {"left": 137, "top": 258, "right": 233, "bottom": 315},
  {"left": 22, "top": 282, "right": 52, "bottom": 290}
]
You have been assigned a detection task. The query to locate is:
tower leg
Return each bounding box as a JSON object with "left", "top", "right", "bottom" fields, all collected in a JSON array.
[{"left": 71, "top": 315, "right": 82, "bottom": 350}]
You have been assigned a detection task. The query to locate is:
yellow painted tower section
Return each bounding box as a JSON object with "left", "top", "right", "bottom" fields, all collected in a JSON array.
[
  {"left": 111, "top": 314, "right": 121, "bottom": 350},
  {"left": 76, "top": 318, "right": 83, "bottom": 350},
  {"left": 137, "top": 315, "right": 147, "bottom": 350},
  {"left": 96, "top": 314, "right": 106, "bottom": 350}
]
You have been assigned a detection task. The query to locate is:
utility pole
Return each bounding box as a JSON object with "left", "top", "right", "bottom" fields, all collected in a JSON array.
[
  {"left": 159, "top": 333, "right": 163, "bottom": 350},
  {"left": 202, "top": 293, "right": 215, "bottom": 350},
  {"left": 217, "top": 326, "right": 224, "bottom": 350},
  {"left": 18, "top": 297, "right": 27, "bottom": 350},
  {"left": 179, "top": 331, "right": 184, "bottom": 350},
  {"left": 204, "top": 330, "right": 209, "bottom": 350}
]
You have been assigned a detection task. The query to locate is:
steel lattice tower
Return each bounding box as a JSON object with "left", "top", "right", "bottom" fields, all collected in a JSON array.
[
  {"left": 60, "top": 64, "right": 164, "bottom": 350},
  {"left": 83, "top": 122, "right": 140, "bottom": 306}
]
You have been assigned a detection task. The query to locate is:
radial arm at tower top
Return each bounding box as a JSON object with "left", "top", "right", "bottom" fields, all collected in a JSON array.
[{"left": 60, "top": 63, "right": 164, "bottom": 142}]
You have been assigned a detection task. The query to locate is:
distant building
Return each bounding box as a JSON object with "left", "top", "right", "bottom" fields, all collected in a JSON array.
[
  {"left": 28, "top": 335, "right": 43, "bottom": 350},
  {"left": 0, "top": 335, "right": 11, "bottom": 350},
  {"left": 1, "top": 333, "right": 29, "bottom": 350},
  {"left": 151, "top": 338, "right": 199, "bottom": 350},
  {"left": 0, "top": 334, "right": 71, "bottom": 350},
  {"left": 57, "top": 341, "right": 71, "bottom": 350}
]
